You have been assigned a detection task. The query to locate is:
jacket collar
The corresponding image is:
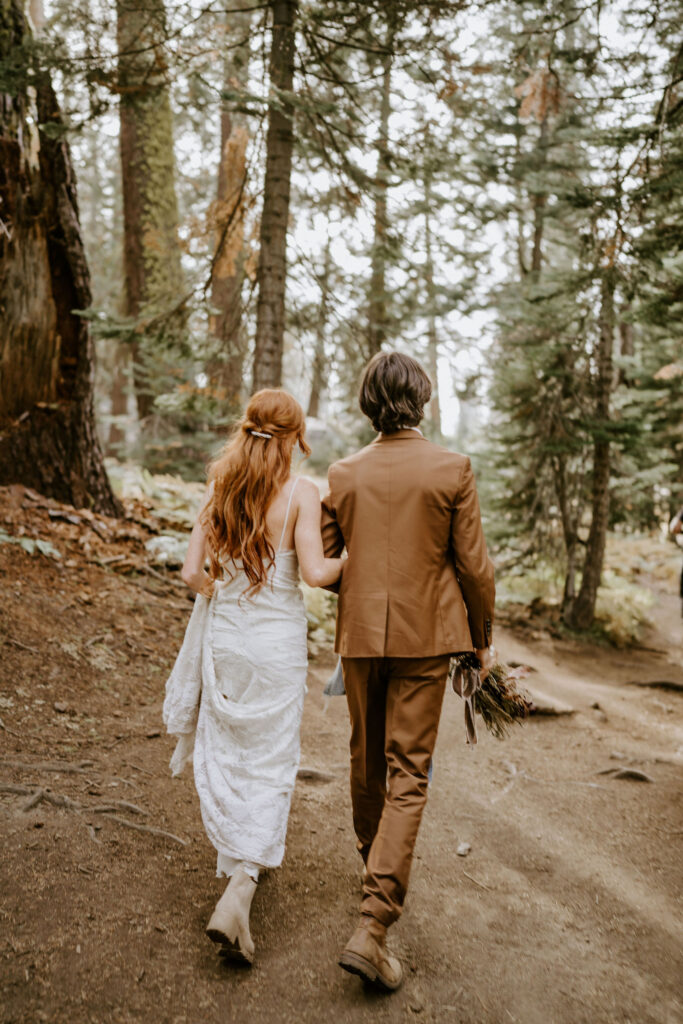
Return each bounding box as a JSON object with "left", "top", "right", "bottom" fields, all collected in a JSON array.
[{"left": 374, "top": 427, "right": 426, "bottom": 443}]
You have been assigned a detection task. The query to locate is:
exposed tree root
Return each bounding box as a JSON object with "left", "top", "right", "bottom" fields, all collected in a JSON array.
[{"left": 0, "top": 781, "right": 186, "bottom": 844}]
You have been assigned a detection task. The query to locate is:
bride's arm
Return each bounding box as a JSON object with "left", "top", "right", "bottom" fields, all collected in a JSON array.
[
  {"left": 181, "top": 486, "right": 215, "bottom": 598},
  {"left": 294, "top": 479, "right": 344, "bottom": 588}
]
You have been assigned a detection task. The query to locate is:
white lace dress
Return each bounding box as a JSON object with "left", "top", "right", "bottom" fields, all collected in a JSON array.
[{"left": 163, "top": 484, "right": 308, "bottom": 880}]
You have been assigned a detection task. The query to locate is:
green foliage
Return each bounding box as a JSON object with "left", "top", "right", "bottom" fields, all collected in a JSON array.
[{"left": 472, "top": 0, "right": 683, "bottom": 623}]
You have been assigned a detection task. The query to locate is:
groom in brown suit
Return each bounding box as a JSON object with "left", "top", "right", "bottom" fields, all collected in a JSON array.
[{"left": 321, "top": 351, "right": 495, "bottom": 991}]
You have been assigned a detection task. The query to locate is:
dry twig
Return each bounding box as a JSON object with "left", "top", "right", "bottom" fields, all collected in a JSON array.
[
  {"left": 463, "top": 871, "right": 492, "bottom": 892},
  {"left": 97, "top": 814, "right": 188, "bottom": 846},
  {"left": 21, "top": 788, "right": 45, "bottom": 812},
  {"left": 1, "top": 760, "right": 89, "bottom": 775},
  {"left": 124, "top": 762, "right": 154, "bottom": 776},
  {"left": 0, "top": 716, "right": 22, "bottom": 738},
  {"left": 92, "top": 800, "right": 147, "bottom": 816},
  {"left": 4, "top": 637, "right": 40, "bottom": 654}
]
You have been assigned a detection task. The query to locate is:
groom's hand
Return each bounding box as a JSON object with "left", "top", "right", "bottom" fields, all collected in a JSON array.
[{"left": 475, "top": 647, "right": 493, "bottom": 681}]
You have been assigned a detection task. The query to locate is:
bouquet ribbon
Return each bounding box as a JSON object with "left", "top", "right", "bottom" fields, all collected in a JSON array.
[{"left": 449, "top": 658, "right": 482, "bottom": 745}]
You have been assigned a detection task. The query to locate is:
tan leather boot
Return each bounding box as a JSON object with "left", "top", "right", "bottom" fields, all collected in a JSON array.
[
  {"left": 339, "top": 917, "right": 403, "bottom": 991},
  {"left": 206, "top": 868, "right": 257, "bottom": 965}
]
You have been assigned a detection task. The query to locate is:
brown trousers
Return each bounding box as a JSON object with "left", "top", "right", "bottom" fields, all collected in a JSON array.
[{"left": 342, "top": 655, "right": 450, "bottom": 928}]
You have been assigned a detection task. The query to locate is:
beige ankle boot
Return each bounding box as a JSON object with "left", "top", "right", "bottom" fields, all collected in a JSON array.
[
  {"left": 339, "top": 917, "right": 403, "bottom": 992},
  {"left": 206, "top": 868, "right": 257, "bottom": 965}
]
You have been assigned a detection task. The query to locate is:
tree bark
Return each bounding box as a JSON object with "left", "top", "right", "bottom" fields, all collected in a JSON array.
[
  {"left": 253, "top": 0, "right": 298, "bottom": 391},
  {"left": 0, "top": 2, "right": 119, "bottom": 514},
  {"left": 208, "top": 6, "right": 252, "bottom": 410},
  {"left": 116, "top": 0, "right": 185, "bottom": 420},
  {"left": 367, "top": 43, "right": 393, "bottom": 358},
  {"left": 566, "top": 269, "right": 616, "bottom": 629}
]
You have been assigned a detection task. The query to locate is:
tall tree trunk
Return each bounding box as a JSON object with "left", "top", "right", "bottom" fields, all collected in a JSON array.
[
  {"left": 0, "top": 2, "right": 119, "bottom": 514},
  {"left": 108, "top": 342, "right": 129, "bottom": 451},
  {"left": 514, "top": 134, "right": 529, "bottom": 277},
  {"left": 92, "top": 116, "right": 128, "bottom": 452},
  {"left": 307, "top": 239, "right": 331, "bottom": 419},
  {"left": 367, "top": 43, "right": 393, "bottom": 358},
  {"left": 530, "top": 115, "right": 548, "bottom": 276},
  {"left": 617, "top": 304, "right": 634, "bottom": 386},
  {"left": 253, "top": 0, "right": 297, "bottom": 391},
  {"left": 567, "top": 269, "right": 616, "bottom": 629},
  {"left": 208, "top": 6, "right": 251, "bottom": 409},
  {"left": 554, "top": 455, "right": 579, "bottom": 617},
  {"left": 116, "top": 0, "right": 184, "bottom": 421},
  {"left": 423, "top": 169, "right": 440, "bottom": 432}
]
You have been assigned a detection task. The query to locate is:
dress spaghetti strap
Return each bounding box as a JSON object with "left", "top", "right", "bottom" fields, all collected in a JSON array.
[{"left": 277, "top": 477, "right": 299, "bottom": 552}]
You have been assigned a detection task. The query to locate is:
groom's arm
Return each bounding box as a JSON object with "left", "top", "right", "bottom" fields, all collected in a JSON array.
[
  {"left": 321, "top": 492, "right": 345, "bottom": 558},
  {"left": 450, "top": 457, "right": 495, "bottom": 650}
]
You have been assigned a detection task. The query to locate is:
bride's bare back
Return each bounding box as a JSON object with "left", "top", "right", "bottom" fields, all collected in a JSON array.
[{"left": 181, "top": 475, "right": 342, "bottom": 595}]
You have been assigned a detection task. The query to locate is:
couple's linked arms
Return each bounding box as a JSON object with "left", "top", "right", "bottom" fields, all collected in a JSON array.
[
  {"left": 181, "top": 479, "right": 343, "bottom": 597},
  {"left": 294, "top": 478, "right": 345, "bottom": 587}
]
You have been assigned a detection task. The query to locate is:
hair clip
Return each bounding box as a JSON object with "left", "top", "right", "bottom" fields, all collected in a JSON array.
[{"left": 249, "top": 429, "right": 272, "bottom": 439}]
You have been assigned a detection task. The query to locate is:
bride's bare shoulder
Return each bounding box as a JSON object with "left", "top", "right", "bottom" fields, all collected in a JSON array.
[{"left": 293, "top": 476, "right": 321, "bottom": 501}]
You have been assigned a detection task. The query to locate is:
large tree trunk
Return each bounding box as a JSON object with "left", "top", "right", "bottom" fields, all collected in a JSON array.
[
  {"left": 116, "top": 0, "right": 185, "bottom": 421},
  {"left": 253, "top": 0, "right": 298, "bottom": 391},
  {"left": 208, "top": 6, "right": 252, "bottom": 410},
  {"left": 366, "top": 44, "right": 393, "bottom": 358},
  {"left": 0, "top": 2, "right": 119, "bottom": 514},
  {"left": 566, "top": 269, "right": 616, "bottom": 629}
]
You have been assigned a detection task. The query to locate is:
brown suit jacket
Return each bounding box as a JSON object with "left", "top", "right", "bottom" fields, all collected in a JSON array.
[{"left": 321, "top": 430, "right": 495, "bottom": 658}]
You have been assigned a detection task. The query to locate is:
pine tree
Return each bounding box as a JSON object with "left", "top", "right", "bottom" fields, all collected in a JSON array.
[{"left": 630, "top": 30, "right": 683, "bottom": 511}]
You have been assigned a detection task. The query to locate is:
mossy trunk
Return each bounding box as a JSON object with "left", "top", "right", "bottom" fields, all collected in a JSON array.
[
  {"left": 0, "top": 1, "right": 119, "bottom": 514},
  {"left": 208, "top": 6, "right": 252, "bottom": 410},
  {"left": 253, "top": 0, "right": 298, "bottom": 391},
  {"left": 116, "top": 0, "right": 185, "bottom": 421}
]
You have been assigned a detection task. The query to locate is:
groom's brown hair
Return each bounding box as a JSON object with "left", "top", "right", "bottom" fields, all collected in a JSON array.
[{"left": 359, "top": 351, "right": 432, "bottom": 435}]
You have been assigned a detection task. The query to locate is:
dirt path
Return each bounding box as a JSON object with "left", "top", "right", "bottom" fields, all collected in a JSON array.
[{"left": 1, "top": 543, "right": 682, "bottom": 1024}]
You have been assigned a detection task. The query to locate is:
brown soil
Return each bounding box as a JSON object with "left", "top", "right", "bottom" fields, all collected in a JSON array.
[{"left": 1, "top": 492, "right": 681, "bottom": 1024}]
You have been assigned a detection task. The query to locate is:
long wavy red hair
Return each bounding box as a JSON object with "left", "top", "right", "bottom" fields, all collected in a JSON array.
[{"left": 201, "top": 389, "right": 310, "bottom": 592}]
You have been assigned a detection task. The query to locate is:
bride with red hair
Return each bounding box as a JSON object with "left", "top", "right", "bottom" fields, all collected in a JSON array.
[{"left": 163, "top": 389, "right": 342, "bottom": 965}]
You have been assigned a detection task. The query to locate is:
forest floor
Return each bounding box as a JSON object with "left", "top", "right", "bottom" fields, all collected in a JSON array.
[{"left": 0, "top": 484, "right": 682, "bottom": 1024}]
